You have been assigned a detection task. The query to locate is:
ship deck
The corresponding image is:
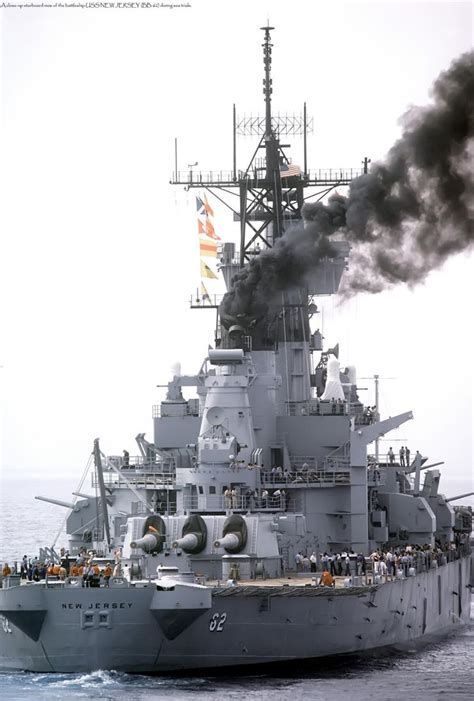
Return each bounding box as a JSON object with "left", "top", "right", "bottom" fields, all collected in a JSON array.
[{"left": 205, "top": 574, "right": 378, "bottom": 591}]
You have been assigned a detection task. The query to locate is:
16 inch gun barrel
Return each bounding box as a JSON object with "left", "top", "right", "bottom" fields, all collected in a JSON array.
[
  {"left": 214, "top": 533, "right": 240, "bottom": 550},
  {"left": 131, "top": 532, "right": 160, "bottom": 551},
  {"left": 173, "top": 533, "right": 199, "bottom": 551}
]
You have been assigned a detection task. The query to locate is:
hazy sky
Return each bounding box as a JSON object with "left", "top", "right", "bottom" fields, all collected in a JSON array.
[{"left": 1, "top": 1, "right": 473, "bottom": 511}]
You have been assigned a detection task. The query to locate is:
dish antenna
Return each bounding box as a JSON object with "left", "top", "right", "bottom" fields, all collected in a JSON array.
[{"left": 206, "top": 406, "right": 225, "bottom": 426}]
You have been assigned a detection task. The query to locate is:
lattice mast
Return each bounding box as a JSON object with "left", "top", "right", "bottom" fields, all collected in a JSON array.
[{"left": 171, "top": 25, "right": 364, "bottom": 270}]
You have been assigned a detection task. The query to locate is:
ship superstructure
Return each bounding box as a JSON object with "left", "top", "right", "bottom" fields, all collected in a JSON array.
[{"left": 0, "top": 26, "right": 472, "bottom": 674}]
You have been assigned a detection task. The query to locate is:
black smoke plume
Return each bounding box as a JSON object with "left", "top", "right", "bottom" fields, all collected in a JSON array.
[
  {"left": 220, "top": 50, "right": 474, "bottom": 328},
  {"left": 219, "top": 216, "right": 340, "bottom": 330}
]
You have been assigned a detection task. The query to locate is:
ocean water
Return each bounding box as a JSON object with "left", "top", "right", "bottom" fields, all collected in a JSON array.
[
  {"left": 1, "top": 476, "right": 473, "bottom": 700},
  {"left": 0, "top": 475, "right": 77, "bottom": 565}
]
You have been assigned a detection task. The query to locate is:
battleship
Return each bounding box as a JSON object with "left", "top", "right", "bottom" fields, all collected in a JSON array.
[{"left": 0, "top": 27, "right": 473, "bottom": 673}]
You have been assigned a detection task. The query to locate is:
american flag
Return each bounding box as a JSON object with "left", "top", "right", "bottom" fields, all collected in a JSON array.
[{"left": 280, "top": 162, "right": 301, "bottom": 178}]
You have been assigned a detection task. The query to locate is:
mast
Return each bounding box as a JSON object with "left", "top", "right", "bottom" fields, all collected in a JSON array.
[
  {"left": 93, "top": 438, "right": 111, "bottom": 548},
  {"left": 173, "top": 27, "right": 364, "bottom": 352},
  {"left": 261, "top": 24, "right": 283, "bottom": 244},
  {"left": 173, "top": 26, "right": 362, "bottom": 267},
  {"left": 374, "top": 374, "right": 380, "bottom": 461}
]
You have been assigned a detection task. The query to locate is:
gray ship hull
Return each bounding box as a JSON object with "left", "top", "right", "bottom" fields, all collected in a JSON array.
[{"left": 0, "top": 556, "right": 471, "bottom": 673}]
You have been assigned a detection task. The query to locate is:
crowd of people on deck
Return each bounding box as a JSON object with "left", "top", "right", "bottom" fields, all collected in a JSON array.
[
  {"left": 368, "top": 541, "right": 465, "bottom": 576},
  {"left": 1, "top": 547, "right": 121, "bottom": 588},
  {"left": 2, "top": 538, "right": 469, "bottom": 591},
  {"left": 293, "top": 540, "right": 467, "bottom": 583}
]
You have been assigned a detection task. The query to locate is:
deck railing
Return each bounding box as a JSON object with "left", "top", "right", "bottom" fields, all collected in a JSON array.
[{"left": 261, "top": 469, "right": 350, "bottom": 487}]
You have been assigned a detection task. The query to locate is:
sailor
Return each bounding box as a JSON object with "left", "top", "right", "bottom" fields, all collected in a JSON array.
[
  {"left": 321, "top": 552, "right": 329, "bottom": 571},
  {"left": 231, "top": 488, "right": 238, "bottom": 509},
  {"left": 295, "top": 552, "right": 303, "bottom": 572},
  {"left": 2, "top": 563, "right": 11, "bottom": 580},
  {"left": 388, "top": 447, "right": 395, "bottom": 464},
  {"left": 123, "top": 449, "right": 130, "bottom": 468},
  {"left": 103, "top": 564, "right": 113, "bottom": 586},
  {"left": 58, "top": 566, "right": 67, "bottom": 581},
  {"left": 91, "top": 562, "right": 101, "bottom": 587},
  {"left": 20, "top": 555, "right": 28, "bottom": 580},
  {"left": 245, "top": 488, "right": 255, "bottom": 510},
  {"left": 61, "top": 553, "right": 70, "bottom": 575},
  {"left": 356, "top": 552, "right": 366, "bottom": 576},
  {"left": 82, "top": 563, "right": 90, "bottom": 587},
  {"left": 401, "top": 553, "right": 410, "bottom": 578},
  {"left": 405, "top": 446, "right": 411, "bottom": 467},
  {"left": 341, "top": 552, "right": 350, "bottom": 576},
  {"left": 348, "top": 550, "right": 358, "bottom": 575},
  {"left": 224, "top": 488, "right": 232, "bottom": 509},
  {"left": 319, "top": 570, "right": 335, "bottom": 587},
  {"left": 261, "top": 489, "right": 269, "bottom": 508},
  {"left": 310, "top": 552, "right": 317, "bottom": 573},
  {"left": 371, "top": 551, "right": 380, "bottom": 575},
  {"left": 399, "top": 446, "right": 406, "bottom": 467}
]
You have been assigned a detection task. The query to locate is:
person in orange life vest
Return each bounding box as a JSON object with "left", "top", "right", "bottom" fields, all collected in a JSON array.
[{"left": 319, "top": 570, "right": 335, "bottom": 587}]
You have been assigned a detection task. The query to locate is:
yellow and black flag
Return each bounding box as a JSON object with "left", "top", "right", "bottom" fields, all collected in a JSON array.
[{"left": 200, "top": 260, "right": 218, "bottom": 279}]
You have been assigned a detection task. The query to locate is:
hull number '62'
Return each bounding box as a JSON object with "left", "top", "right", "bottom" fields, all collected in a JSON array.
[{"left": 209, "top": 612, "right": 227, "bottom": 632}]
